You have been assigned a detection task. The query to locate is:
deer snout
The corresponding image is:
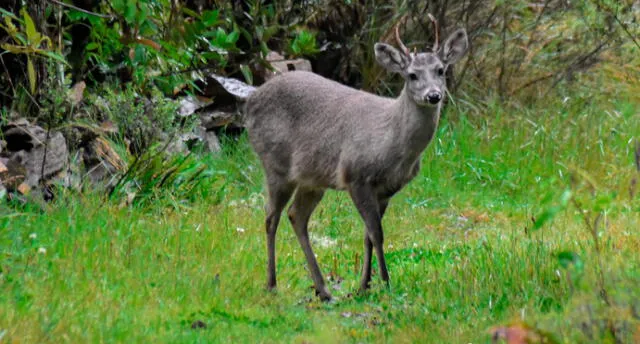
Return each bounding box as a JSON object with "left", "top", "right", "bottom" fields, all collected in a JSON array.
[{"left": 426, "top": 91, "right": 442, "bottom": 105}]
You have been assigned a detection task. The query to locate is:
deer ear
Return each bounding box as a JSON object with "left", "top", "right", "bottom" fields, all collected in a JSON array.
[
  {"left": 375, "top": 43, "right": 410, "bottom": 74},
  {"left": 440, "top": 29, "right": 468, "bottom": 65}
]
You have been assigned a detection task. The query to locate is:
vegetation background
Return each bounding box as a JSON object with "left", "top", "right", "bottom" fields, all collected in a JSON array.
[{"left": 1, "top": 0, "right": 639, "bottom": 342}]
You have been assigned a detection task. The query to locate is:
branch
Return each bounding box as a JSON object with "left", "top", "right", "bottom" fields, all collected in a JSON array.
[
  {"left": 592, "top": 0, "right": 640, "bottom": 50},
  {"left": 46, "top": 0, "right": 114, "bottom": 19}
]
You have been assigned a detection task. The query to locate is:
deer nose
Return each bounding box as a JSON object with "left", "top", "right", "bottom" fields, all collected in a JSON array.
[{"left": 426, "top": 91, "right": 442, "bottom": 104}]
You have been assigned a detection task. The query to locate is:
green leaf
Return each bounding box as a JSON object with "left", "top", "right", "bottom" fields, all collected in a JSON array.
[
  {"left": 226, "top": 30, "right": 239, "bottom": 44},
  {"left": 181, "top": 8, "right": 201, "bottom": 19},
  {"left": 39, "top": 50, "right": 70, "bottom": 66},
  {"left": 1, "top": 43, "right": 29, "bottom": 54},
  {"left": 27, "top": 57, "right": 36, "bottom": 94},
  {"left": 202, "top": 10, "right": 219, "bottom": 26},
  {"left": 290, "top": 29, "right": 318, "bottom": 56},
  {"left": 557, "top": 251, "right": 584, "bottom": 272},
  {"left": 239, "top": 64, "right": 253, "bottom": 85},
  {"left": 66, "top": 9, "right": 90, "bottom": 21},
  {"left": 262, "top": 26, "right": 280, "bottom": 42},
  {"left": 21, "top": 9, "right": 37, "bottom": 43},
  {"left": 532, "top": 206, "right": 561, "bottom": 230},
  {"left": 86, "top": 42, "right": 99, "bottom": 51},
  {"left": 0, "top": 7, "right": 19, "bottom": 20},
  {"left": 532, "top": 189, "right": 572, "bottom": 230},
  {"left": 124, "top": 0, "right": 137, "bottom": 24}
]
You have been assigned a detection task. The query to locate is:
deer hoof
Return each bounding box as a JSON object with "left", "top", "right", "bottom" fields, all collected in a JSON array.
[{"left": 315, "top": 288, "right": 333, "bottom": 302}]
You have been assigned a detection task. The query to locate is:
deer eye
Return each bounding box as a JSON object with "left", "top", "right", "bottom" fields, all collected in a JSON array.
[
  {"left": 437, "top": 67, "right": 445, "bottom": 76},
  {"left": 409, "top": 73, "right": 418, "bottom": 81}
]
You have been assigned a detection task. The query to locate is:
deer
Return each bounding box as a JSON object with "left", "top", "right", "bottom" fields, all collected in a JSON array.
[{"left": 243, "top": 18, "right": 469, "bottom": 301}]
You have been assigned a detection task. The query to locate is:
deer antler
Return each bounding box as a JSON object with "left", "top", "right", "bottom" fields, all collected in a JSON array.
[
  {"left": 395, "top": 19, "right": 410, "bottom": 57},
  {"left": 428, "top": 13, "right": 439, "bottom": 52}
]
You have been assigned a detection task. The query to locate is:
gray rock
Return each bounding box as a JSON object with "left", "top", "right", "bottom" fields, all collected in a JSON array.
[
  {"left": 196, "top": 126, "right": 221, "bottom": 153},
  {"left": 199, "top": 110, "right": 238, "bottom": 130},
  {"left": 164, "top": 126, "right": 221, "bottom": 155},
  {"left": 9, "top": 131, "right": 69, "bottom": 187},
  {"left": 1, "top": 120, "right": 69, "bottom": 188},
  {"left": 264, "top": 51, "right": 313, "bottom": 81},
  {"left": 178, "top": 96, "right": 213, "bottom": 117},
  {"left": 209, "top": 74, "right": 256, "bottom": 100},
  {"left": 175, "top": 73, "right": 250, "bottom": 132},
  {"left": 81, "top": 137, "right": 124, "bottom": 186},
  {"left": 165, "top": 132, "right": 198, "bottom": 155}
]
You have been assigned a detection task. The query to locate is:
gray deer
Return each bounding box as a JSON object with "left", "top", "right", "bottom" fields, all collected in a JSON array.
[{"left": 244, "top": 21, "right": 468, "bottom": 301}]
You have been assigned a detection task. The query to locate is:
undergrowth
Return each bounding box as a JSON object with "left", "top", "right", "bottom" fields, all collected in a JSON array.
[{"left": 1, "top": 87, "right": 638, "bottom": 342}]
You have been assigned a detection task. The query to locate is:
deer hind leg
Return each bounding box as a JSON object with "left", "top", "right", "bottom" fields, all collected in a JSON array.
[
  {"left": 287, "top": 188, "right": 331, "bottom": 301},
  {"left": 264, "top": 176, "right": 295, "bottom": 291}
]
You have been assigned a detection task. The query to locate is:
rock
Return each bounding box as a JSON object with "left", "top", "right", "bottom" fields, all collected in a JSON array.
[
  {"left": 209, "top": 74, "right": 256, "bottom": 100},
  {"left": 270, "top": 58, "right": 312, "bottom": 74},
  {"left": 10, "top": 132, "right": 68, "bottom": 187},
  {"left": 0, "top": 158, "right": 26, "bottom": 190},
  {"left": 81, "top": 136, "right": 126, "bottom": 186},
  {"left": 199, "top": 110, "right": 237, "bottom": 130},
  {"left": 176, "top": 73, "right": 253, "bottom": 132},
  {"left": 165, "top": 127, "right": 221, "bottom": 155},
  {"left": 164, "top": 131, "right": 196, "bottom": 155},
  {"left": 178, "top": 96, "right": 213, "bottom": 118},
  {"left": 264, "top": 51, "right": 313, "bottom": 81},
  {"left": 3, "top": 119, "right": 47, "bottom": 151},
  {"left": 1, "top": 119, "right": 69, "bottom": 188},
  {"left": 196, "top": 126, "right": 221, "bottom": 153}
]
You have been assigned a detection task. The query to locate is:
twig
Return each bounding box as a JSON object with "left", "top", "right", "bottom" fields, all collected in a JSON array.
[
  {"left": 46, "top": 0, "right": 114, "bottom": 19},
  {"left": 157, "top": 65, "right": 219, "bottom": 78},
  {"left": 497, "top": 5, "right": 509, "bottom": 98},
  {"left": 591, "top": 0, "right": 640, "bottom": 50},
  {"left": 511, "top": 0, "right": 553, "bottom": 79},
  {"left": 0, "top": 54, "right": 16, "bottom": 96},
  {"left": 549, "top": 39, "right": 609, "bottom": 90},
  {"left": 509, "top": 73, "right": 554, "bottom": 96}
]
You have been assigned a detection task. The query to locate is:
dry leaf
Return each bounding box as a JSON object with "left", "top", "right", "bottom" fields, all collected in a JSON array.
[
  {"left": 17, "top": 182, "right": 30, "bottom": 195},
  {"left": 69, "top": 81, "right": 86, "bottom": 105},
  {"left": 489, "top": 323, "right": 552, "bottom": 344}
]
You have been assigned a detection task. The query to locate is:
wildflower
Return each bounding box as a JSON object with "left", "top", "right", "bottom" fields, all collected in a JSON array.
[
  {"left": 37, "top": 247, "right": 46, "bottom": 254},
  {"left": 29, "top": 233, "right": 37, "bottom": 240},
  {"left": 236, "top": 227, "right": 246, "bottom": 233}
]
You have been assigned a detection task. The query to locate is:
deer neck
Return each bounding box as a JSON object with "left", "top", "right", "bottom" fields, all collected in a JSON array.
[{"left": 391, "top": 86, "right": 441, "bottom": 158}]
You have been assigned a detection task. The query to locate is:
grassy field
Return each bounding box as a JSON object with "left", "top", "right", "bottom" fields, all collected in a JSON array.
[{"left": 1, "top": 91, "right": 639, "bottom": 343}]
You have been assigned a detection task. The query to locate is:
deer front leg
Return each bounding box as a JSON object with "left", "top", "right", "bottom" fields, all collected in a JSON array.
[
  {"left": 350, "top": 184, "right": 390, "bottom": 289},
  {"left": 359, "top": 198, "right": 389, "bottom": 293}
]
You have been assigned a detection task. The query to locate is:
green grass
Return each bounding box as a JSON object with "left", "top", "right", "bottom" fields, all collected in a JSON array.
[{"left": 1, "top": 93, "right": 639, "bottom": 343}]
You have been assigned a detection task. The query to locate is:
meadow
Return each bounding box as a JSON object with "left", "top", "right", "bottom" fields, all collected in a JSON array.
[{"left": 1, "top": 86, "right": 639, "bottom": 343}]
